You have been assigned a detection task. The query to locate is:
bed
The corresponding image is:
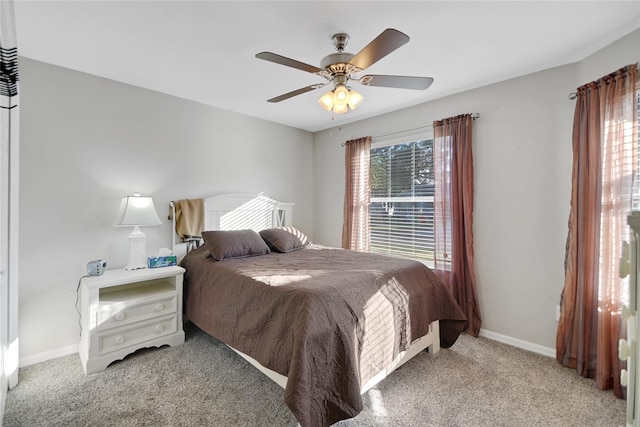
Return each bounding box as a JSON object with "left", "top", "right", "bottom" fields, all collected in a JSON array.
[{"left": 171, "top": 193, "right": 466, "bottom": 427}]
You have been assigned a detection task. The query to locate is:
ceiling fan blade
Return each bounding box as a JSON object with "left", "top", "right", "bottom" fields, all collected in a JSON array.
[
  {"left": 256, "top": 52, "right": 323, "bottom": 74},
  {"left": 267, "top": 84, "right": 324, "bottom": 103},
  {"left": 362, "top": 75, "right": 434, "bottom": 90},
  {"left": 348, "top": 29, "right": 410, "bottom": 71}
]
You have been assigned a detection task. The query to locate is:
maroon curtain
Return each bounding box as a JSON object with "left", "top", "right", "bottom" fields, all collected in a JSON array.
[
  {"left": 342, "top": 136, "right": 372, "bottom": 251},
  {"left": 433, "top": 114, "right": 481, "bottom": 337},
  {"left": 557, "top": 64, "right": 637, "bottom": 398}
]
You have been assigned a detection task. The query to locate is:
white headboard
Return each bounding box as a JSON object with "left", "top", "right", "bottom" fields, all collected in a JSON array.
[{"left": 170, "top": 193, "right": 294, "bottom": 255}]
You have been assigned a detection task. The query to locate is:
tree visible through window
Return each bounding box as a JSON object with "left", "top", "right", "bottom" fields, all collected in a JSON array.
[{"left": 369, "top": 139, "right": 435, "bottom": 264}]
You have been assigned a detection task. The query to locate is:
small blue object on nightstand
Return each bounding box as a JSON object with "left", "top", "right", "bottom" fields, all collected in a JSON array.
[{"left": 147, "top": 256, "right": 177, "bottom": 268}]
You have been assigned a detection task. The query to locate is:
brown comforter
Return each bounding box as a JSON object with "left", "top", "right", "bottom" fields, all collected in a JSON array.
[{"left": 181, "top": 244, "right": 466, "bottom": 427}]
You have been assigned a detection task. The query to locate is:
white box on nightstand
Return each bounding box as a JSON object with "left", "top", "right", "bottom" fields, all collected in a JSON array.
[{"left": 78, "top": 266, "right": 185, "bottom": 374}]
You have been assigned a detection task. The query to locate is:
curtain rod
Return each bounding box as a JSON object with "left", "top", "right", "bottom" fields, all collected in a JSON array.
[
  {"left": 341, "top": 113, "right": 480, "bottom": 146},
  {"left": 568, "top": 64, "right": 640, "bottom": 99}
]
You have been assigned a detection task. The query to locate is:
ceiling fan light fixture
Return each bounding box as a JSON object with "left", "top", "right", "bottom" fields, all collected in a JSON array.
[
  {"left": 333, "top": 85, "right": 350, "bottom": 107},
  {"left": 347, "top": 89, "right": 364, "bottom": 110},
  {"left": 318, "top": 90, "right": 334, "bottom": 112},
  {"left": 332, "top": 103, "right": 348, "bottom": 115},
  {"left": 318, "top": 85, "right": 364, "bottom": 115}
]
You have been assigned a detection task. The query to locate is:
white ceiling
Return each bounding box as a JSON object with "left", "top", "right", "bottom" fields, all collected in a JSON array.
[{"left": 13, "top": 1, "right": 640, "bottom": 132}]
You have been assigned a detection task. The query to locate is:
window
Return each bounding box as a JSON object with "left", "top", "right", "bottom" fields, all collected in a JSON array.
[{"left": 369, "top": 137, "right": 435, "bottom": 265}]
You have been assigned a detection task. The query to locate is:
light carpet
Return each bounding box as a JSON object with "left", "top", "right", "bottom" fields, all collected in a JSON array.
[{"left": 3, "top": 322, "right": 625, "bottom": 426}]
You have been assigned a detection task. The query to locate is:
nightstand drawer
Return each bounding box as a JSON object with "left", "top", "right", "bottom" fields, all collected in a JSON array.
[
  {"left": 98, "top": 315, "right": 178, "bottom": 355},
  {"left": 97, "top": 295, "right": 177, "bottom": 331}
]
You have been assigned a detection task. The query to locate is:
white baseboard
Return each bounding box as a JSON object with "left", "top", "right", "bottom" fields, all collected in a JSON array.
[
  {"left": 18, "top": 331, "right": 556, "bottom": 368},
  {"left": 19, "top": 343, "right": 78, "bottom": 368},
  {"left": 479, "top": 329, "right": 556, "bottom": 358}
]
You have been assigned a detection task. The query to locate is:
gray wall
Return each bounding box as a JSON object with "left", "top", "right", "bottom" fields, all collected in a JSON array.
[
  {"left": 312, "top": 29, "right": 640, "bottom": 351},
  {"left": 18, "top": 58, "right": 314, "bottom": 360}
]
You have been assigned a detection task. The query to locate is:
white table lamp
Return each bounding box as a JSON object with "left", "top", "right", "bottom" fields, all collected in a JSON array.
[{"left": 114, "top": 194, "right": 162, "bottom": 270}]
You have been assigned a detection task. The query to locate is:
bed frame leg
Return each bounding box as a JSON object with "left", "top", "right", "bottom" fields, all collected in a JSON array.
[{"left": 427, "top": 320, "right": 441, "bottom": 353}]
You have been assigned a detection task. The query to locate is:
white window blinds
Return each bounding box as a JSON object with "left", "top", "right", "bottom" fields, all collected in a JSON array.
[{"left": 370, "top": 138, "right": 435, "bottom": 264}]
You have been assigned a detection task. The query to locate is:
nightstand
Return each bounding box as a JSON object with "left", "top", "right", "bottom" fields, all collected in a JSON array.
[{"left": 78, "top": 266, "right": 185, "bottom": 374}]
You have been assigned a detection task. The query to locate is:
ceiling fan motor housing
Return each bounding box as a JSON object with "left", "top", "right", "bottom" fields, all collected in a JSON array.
[
  {"left": 321, "top": 33, "right": 362, "bottom": 78},
  {"left": 320, "top": 52, "right": 357, "bottom": 74}
]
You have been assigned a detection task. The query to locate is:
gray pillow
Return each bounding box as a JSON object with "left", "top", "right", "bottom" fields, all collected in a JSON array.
[
  {"left": 259, "top": 227, "right": 310, "bottom": 253},
  {"left": 202, "top": 229, "right": 271, "bottom": 261}
]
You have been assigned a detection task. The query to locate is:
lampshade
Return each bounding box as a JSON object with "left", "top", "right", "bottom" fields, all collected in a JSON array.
[
  {"left": 317, "top": 85, "right": 364, "bottom": 115},
  {"left": 333, "top": 103, "right": 348, "bottom": 114},
  {"left": 318, "top": 91, "right": 334, "bottom": 112},
  {"left": 346, "top": 89, "right": 364, "bottom": 110},
  {"left": 114, "top": 194, "right": 162, "bottom": 270},
  {"left": 114, "top": 195, "right": 162, "bottom": 227},
  {"left": 333, "top": 85, "right": 349, "bottom": 107}
]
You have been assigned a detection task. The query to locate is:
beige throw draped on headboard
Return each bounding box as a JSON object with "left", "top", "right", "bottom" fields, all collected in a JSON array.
[{"left": 172, "top": 198, "right": 205, "bottom": 240}]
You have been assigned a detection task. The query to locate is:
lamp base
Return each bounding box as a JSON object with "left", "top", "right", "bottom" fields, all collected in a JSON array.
[{"left": 125, "top": 226, "right": 148, "bottom": 270}]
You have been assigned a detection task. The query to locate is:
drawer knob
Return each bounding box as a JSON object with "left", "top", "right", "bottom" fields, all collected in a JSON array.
[
  {"left": 155, "top": 325, "right": 164, "bottom": 333},
  {"left": 115, "top": 336, "right": 125, "bottom": 344},
  {"left": 115, "top": 312, "right": 125, "bottom": 321},
  {"left": 155, "top": 303, "right": 164, "bottom": 311}
]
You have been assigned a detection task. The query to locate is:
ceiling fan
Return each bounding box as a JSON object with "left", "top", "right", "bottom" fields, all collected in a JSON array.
[{"left": 255, "top": 28, "right": 434, "bottom": 115}]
